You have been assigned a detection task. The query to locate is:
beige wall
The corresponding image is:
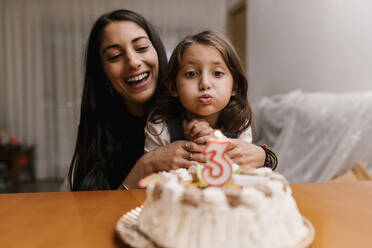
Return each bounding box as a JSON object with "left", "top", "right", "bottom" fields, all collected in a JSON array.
[{"left": 247, "top": 0, "right": 372, "bottom": 104}]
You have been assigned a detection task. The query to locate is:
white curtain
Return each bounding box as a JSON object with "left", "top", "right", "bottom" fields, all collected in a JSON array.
[{"left": 0, "top": 0, "right": 226, "bottom": 179}]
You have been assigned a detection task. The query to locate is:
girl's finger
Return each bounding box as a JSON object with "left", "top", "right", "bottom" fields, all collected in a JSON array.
[
  {"left": 184, "top": 119, "right": 198, "bottom": 136},
  {"left": 196, "top": 128, "right": 214, "bottom": 138},
  {"left": 228, "top": 140, "right": 238, "bottom": 150},
  {"left": 190, "top": 126, "right": 202, "bottom": 137},
  {"left": 193, "top": 136, "right": 212, "bottom": 145},
  {"left": 190, "top": 123, "right": 209, "bottom": 137}
]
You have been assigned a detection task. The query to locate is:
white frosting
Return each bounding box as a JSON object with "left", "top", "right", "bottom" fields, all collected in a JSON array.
[
  {"left": 232, "top": 174, "right": 269, "bottom": 186},
  {"left": 138, "top": 168, "right": 309, "bottom": 248},
  {"left": 159, "top": 168, "right": 193, "bottom": 182},
  {"left": 202, "top": 187, "right": 226, "bottom": 204},
  {"left": 232, "top": 163, "right": 240, "bottom": 173}
]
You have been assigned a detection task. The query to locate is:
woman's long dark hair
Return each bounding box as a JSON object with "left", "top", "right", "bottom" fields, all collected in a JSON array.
[
  {"left": 68, "top": 9, "right": 167, "bottom": 190},
  {"left": 148, "top": 30, "right": 253, "bottom": 137}
]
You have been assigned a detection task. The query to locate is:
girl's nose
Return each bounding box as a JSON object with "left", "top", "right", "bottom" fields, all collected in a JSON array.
[
  {"left": 126, "top": 51, "right": 141, "bottom": 69},
  {"left": 199, "top": 73, "right": 211, "bottom": 91}
]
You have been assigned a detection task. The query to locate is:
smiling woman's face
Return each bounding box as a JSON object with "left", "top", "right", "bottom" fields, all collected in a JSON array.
[{"left": 100, "top": 21, "right": 159, "bottom": 115}]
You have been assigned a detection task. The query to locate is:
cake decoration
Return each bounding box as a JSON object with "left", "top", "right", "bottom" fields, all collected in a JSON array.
[
  {"left": 202, "top": 138, "right": 233, "bottom": 186},
  {"left": 201, "top": 130, "right": 233, "bottom": 186}
]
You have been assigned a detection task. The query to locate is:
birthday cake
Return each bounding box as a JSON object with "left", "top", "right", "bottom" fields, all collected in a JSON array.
[
  {"left": 117, "top": 135, "right": 314, "bottom": 248},
  {"left": 132, "top": 167, "right": 313, "bottom": 248}
]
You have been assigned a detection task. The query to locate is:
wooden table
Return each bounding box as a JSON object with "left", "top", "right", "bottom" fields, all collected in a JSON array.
[{"left": 1, "top": 182, "right": 372, "bottom": 248}]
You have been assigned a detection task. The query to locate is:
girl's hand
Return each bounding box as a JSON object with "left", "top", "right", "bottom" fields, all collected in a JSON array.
[
  {"left": 227, "top": 140, "right": 266, "bottom": 168},
  {"left": 184, "top": 119, "right": 215, "bottom": 141}
]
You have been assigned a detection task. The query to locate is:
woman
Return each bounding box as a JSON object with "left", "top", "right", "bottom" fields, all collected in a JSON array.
[
  {"left": 68, "top": 9, "right": 271, "bottom": 191},
  {"left": 68, "top": 9, "right": 198, "bottom": 191}
]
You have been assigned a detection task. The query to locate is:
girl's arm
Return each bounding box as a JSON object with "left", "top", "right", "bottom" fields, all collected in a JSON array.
[{"left": 144, "top": 121, "right": 171, "bottom": 153}]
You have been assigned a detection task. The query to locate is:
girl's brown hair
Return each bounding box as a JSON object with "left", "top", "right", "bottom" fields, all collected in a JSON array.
[{"left": 149, "top": 30, "right": 253, "bottom": 136}]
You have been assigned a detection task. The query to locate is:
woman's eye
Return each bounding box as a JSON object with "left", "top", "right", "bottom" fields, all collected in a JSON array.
[
  {"left": 108, "top": 54, "right": 121, "bottom": 61},
  {"left": 136, "top": 46, "right": 149, "bottom": 52},
  {"left": 185, "top": 71, "right": 197, "bottom": 78},
  {"left": 213, "top": 71, "right": 224, "bottom": 77}
]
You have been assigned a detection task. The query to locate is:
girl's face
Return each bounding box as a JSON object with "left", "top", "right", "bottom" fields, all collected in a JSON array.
[
  {"left": 100, "top": 21, "right": 159, "bottom": 115},
  {"left": 171, "top": 43, "right": 234, "bottom": 127}
]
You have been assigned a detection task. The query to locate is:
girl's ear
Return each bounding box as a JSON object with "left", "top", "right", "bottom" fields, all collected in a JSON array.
[{"left": 165, "top": 80, "right": 178, "bottom": 97}]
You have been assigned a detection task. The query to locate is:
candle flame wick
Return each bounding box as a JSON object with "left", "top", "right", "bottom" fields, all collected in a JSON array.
[{"left": 214, "top": 130, "right": 224, "bottom": 138}]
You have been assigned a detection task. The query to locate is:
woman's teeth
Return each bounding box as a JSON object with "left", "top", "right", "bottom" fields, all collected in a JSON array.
[{"left": 126, "top": 72, "right": 149, "bottom": 85}]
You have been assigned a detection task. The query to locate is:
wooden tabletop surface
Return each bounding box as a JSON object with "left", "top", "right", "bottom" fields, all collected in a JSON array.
[{"left": 1, "top": 181, "right": 372, "bottom": 248}]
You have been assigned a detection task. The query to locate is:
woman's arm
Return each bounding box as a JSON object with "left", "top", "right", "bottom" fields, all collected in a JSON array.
[
  {"left": 122, "top": 120, "right": 210, "bottom": 189},
  {"left": 123, "top": 140, "right": 206, "bottom": 189},
  {"left": 226, "top": 139, "right": 266, "bottom": 168},
  {"left": 193, "top": 125, "right": 267, "bottom": 169},
  {"left": 226, "top": 127, "right": 265, "bottom": 168}
]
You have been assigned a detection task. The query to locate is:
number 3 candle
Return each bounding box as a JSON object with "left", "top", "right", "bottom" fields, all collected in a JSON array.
[{"left": 202, "top": 131, "right": 233, "bottom": 186}]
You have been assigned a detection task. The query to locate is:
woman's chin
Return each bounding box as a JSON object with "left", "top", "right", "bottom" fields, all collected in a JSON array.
[{"left": 128, "top": 90, "right": 155, "bottom": 105}]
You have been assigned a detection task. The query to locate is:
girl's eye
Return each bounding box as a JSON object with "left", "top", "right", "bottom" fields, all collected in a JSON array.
[
  {"left": 185, "top": 71, "right": 197, "bottom": 78},
  {"left": 108, "top": 54, "right": 121, "bottom": 61},
  {"left": 213, "top": 71, "right": 224, "bottom": 77}
]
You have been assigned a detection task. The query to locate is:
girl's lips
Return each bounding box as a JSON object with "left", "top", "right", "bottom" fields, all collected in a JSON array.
[{"left": 199, "top": 94, "right": 213, "bottom": 103}]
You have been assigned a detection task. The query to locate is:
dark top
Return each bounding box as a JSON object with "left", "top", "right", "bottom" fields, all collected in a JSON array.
[{"left": 107, "top": 114, "right": 145, "bottom": 189}]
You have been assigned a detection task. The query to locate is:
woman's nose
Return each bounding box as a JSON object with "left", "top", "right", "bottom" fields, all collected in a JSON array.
[
  {"left": 126, "top": 51, "right": 141, "bottom": 69},
  {"left": 199, "top": 73, "right": 211, "bottom": 91}
]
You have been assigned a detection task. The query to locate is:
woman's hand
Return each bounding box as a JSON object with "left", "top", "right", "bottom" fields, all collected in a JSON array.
[
  {"left": 123, "top": 140, "right": 206, "bottom": 189},
  {"left": 146, "top": 140, "right": 206, "bottom": 172},
  {"left": 194, "top": 135, "right": 266, "bottom": 169}
]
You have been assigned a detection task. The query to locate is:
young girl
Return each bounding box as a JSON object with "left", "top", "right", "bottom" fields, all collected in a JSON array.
[{"left": 145, "top": 31, "right": 277, "bottom": 170}]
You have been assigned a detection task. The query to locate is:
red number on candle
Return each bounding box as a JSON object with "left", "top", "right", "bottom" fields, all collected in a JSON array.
[{"left": 202, "top": 140, "right": 233, "bottom": 186}]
